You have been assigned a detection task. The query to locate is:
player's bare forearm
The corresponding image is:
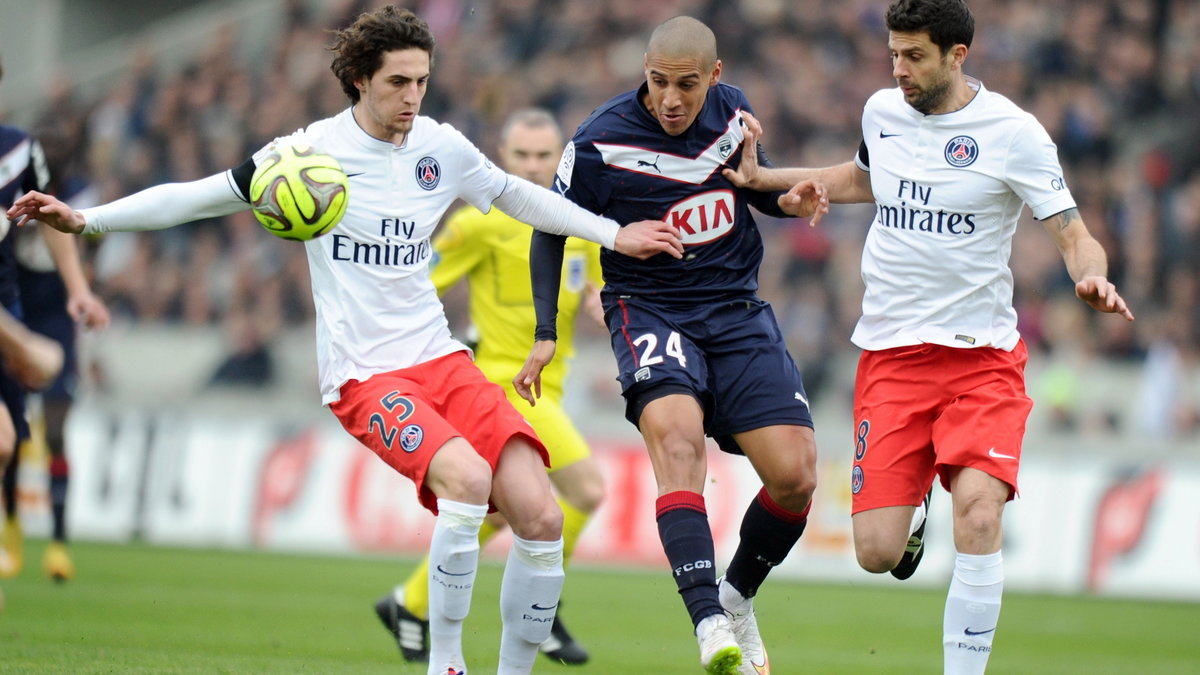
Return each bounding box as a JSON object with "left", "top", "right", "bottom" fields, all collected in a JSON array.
[
  {"left": 513, "top": 340, "right": 557, "bottom": 406},
  {"left": 1045, "top": 208, "right": 1134, "bottom": 321}
]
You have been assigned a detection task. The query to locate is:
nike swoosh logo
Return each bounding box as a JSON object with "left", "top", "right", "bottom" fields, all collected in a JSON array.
[
  {"left": 753, "top": 655, "right": 770, "bottom": 674},
  {"left": 530, "top": 602, "right": 558, "bottom": 611},
  {"left": 964, "top": 627, "right": 996, "bottom": 636},
  {"left": 435, "top": 565, "right": 474, "bottom": 577},
  {"left": 346, "top": 172, "right": 365, "bottom": 178},
  {"left": 879, "top": 131, "right": 902, "bottom": 138},
  {"left": 987, "top": 447, "right": 1017, "bottom": 460}
]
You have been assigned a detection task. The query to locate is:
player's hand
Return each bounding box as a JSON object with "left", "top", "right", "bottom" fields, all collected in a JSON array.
[
  {"left": 6, "top": 191, "right": 86, "bottom": 234},
  {"left": 614, "top": 220, "right": 684, "bottom": 259},
  {"left": 67, "top": 290, "right": 111, "bottom": 330},
  {"left": 779, "top": 180, "right": 830, "bottom": 227},
  {"left": 514, "top": 340, "right": 557, "bottom": 406},
  {"left": 1076, "top": 276, "right": 1134, "bottom": 321},
  {"left": 721, "top": 110, "right": 763, "bottom": 189}
]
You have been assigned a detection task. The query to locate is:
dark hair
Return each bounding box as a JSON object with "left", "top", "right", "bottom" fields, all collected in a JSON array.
[
  {"left": 885, "top": 0, "right": 974, "bottom": 54},
  {"left": 328, "top": 5, "right": 435, "bottom": 103}
]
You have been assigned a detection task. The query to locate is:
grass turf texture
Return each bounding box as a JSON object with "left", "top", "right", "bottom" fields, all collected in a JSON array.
[{"left": 2, "top": 539, "right": 1198, "bottom": 674}]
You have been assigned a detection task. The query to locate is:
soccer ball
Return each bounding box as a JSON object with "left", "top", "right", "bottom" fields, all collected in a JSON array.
[{"left": 250, "top": 143, "right": 349, "bottom": 241}]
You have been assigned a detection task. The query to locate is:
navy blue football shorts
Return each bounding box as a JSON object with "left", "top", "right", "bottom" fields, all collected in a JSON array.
[
  {"left": 605, "top": 293, "right": 813, "bottom": 454},
  {"left": 16, "top": 268, "right": 77, "bottom": 402}
]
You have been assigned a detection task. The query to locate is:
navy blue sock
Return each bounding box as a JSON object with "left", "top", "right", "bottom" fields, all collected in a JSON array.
[
  {"left": 725, "top": 487, "right": 809, "bottom": 598},
  {"left": 50, "top": 456, "right": 69, "bottom": 541},
  {"left": 656, "top": 491, "right": 722, "bottom": 629}
]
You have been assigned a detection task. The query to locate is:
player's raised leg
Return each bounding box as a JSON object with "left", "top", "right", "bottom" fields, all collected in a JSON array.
[
  {"left": 489, "top": 437, "right": 564, "bottom": 675},
  {"left": 721, "top": 424, "right": 816, "bottom": 675},
  {"left": 640, "top": 393, "right": 741, "bottom": 674}
]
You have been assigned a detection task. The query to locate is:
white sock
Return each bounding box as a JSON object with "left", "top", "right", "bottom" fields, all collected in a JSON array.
[
  {"left": 426, "top": 499, "right": 487, "bottom": 675},
  {"left": 943, "top": 551, "right": 1003, "bottom": 675},
  {"left": 497, "top": 535, "right": 564, "bottom": 675}
]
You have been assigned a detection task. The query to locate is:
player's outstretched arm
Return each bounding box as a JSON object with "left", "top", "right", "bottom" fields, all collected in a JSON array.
[
  {"left": 1044, "top": 208, "right": 1134, "bottom": 321},
  {"left": 722, "top": 111, "right": 871, "bottom": 207},
  {"left": 9, "top": 173, "right": 247, "bottom": 235},
  {"left": 513, "top": 340, "right": 556, "bottom": 406},
  {"left": 494, "top": 175, "right": 682, "bottom": 259}
]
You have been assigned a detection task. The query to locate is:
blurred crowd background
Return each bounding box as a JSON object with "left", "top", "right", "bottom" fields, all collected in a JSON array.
[{"left": 3, "top": 0, "right": 1199, "bottom": 441}]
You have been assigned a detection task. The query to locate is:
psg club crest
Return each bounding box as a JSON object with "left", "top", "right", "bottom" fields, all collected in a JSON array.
[
  {"left": 415, "top": 156, "right": 441, "bottom": 190},
  {"left": 851, "top": 465, "right": 865, "bottom": 494},
  {"left": 944, "top": 136, "right": 979, "bottom": 167},
  {"left": 399, "top": 424, "right": 424, "bottom": 452}
]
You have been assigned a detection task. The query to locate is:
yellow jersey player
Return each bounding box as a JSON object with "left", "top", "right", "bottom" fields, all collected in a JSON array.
[{"left": 374, "top": 109, "right": 605, "bottom": 666}]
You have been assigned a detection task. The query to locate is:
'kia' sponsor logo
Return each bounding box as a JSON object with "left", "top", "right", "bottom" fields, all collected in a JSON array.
[{"left": 666, "top": 189, "right": 736, "bottom": 245}]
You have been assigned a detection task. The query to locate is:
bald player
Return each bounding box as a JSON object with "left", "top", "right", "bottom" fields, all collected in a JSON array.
[{"left": 516, "top": 16, "right": 828, "bottom": 675}]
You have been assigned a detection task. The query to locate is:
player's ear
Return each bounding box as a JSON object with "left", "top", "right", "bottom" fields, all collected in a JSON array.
[
  {"left": 709, "top": 58, "right": 723, "bottom": 86},
  {"left": 950, "top": 44, "right": 968, "bottom": 70}
]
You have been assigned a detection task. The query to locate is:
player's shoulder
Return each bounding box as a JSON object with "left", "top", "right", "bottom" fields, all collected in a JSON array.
[
  {"left": 574, "top": 88, "right": 641, "bottom": 138},
  {"left": 713, "top": 81, "right": 751, "bottom": 107},
  {"left": 972, "top": 85, "right": 1037, "bottom": 124},
  {"left": 863, "top": 87, "right": 905, "bottom": 114}
]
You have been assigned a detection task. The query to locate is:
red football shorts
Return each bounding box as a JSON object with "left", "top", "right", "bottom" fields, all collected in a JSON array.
[
  {"left": 850, "top": 340, "right": 1033, "bottom": 514},
  {"left": 329, "top": 350, "right": 547, "bottom": 513}
]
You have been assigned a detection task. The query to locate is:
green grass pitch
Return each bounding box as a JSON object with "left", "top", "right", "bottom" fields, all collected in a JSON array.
[{"left": 2, "top": 539, "right": 1198, "bottom": 673}]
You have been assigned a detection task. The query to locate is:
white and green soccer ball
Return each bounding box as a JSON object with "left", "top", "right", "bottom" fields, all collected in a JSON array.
[{"left": 250, "top": 143, "right": 349, "bottom": 241}]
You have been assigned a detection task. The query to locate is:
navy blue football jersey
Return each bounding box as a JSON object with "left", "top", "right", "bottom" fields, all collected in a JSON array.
[
  {"left": 0, "top": 126, "right": 50, "bottom": 309},
  {"left": 552, "top": 81, "right": 785, "bottom": 302}
]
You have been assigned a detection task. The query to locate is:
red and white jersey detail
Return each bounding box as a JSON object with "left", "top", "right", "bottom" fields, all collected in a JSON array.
[
  {"left": 852, "top": 80, "right": 1076, "bottom": 352},
  {"left": 255, "top": 110, "right": 508, "bottom": 403}
]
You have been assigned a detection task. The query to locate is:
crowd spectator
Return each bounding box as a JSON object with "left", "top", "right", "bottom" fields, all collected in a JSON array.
[{"left": 8, "top": 0, "right": 1198, "bottom": 433}]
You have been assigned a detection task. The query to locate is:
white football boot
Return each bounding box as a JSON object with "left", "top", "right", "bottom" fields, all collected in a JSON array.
[
  {"left": 695, "top": 613, "right": 742, "bottom": 674},
  {"left": 718, "top": 576, "right": 770, "bottom": 674}
]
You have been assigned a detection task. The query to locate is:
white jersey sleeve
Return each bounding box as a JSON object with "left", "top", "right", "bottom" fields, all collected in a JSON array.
[
  {"left": 1003, "top": 119, "right": 1076, "bottom": 220},
  {"left": 79, "top": 173, "right": 247, "bottom": 234}
]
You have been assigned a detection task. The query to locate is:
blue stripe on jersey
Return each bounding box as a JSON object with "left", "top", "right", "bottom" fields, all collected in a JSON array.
[{"left": 556, "top": 82, "right": 783, "bottom": 303}]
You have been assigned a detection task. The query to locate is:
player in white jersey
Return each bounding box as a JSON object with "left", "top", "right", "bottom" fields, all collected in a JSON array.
[
  {"left": 724, "top": 1, "right": 1132, "bottom": 673},
  {"left": 8, "top": 7, "right": 682, "bottom": 675}
]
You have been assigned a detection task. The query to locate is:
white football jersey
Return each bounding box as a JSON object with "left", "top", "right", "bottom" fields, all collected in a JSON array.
[
  {"left": 852, "top": 80, "right": 1076, "bottom": 351},
  {"left": 254, "top": 110, "right": 509, "bottom": 403}
]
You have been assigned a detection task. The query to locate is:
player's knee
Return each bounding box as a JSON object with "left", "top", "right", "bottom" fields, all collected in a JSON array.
[
  {"left": 509, "top": 498, "right": 563, "bottom": 542},
  {"left": 654, "top": 433, "right": 707, "bottom": 469},
  {"left": 564, "top": 467, "right": 606, "bottom": 514},
  {"left": 856, "top": 540, "right": 903, "bottom": 574},
  {"left": 954, "top": 497, "right": 1003, "bottom": 544},
  {"left": 763, "top": 473, "right": 816, "bottom": 514},
  {"left": 570, "top": 479, "right": 605, "bottom": 515},
  {"left": 427, "top": 445, "right": 493, "bottom": 504}
]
